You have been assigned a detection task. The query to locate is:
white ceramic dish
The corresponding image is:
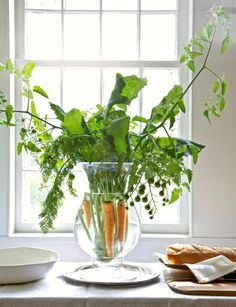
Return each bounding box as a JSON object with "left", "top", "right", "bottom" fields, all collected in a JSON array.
[
  {"left": 0, "top": 247, "right": 59, "bottom": 284},
  {"left": 64, "top": 263, "right": 160, "bottom": 286}
]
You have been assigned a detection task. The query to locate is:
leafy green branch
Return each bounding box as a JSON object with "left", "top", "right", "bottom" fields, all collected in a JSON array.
[{"left": 134, "top": 5, "right": 231, "bottom": 154}]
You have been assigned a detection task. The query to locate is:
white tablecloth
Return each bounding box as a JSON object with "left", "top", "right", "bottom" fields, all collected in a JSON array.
[{"left": 1, "top": 262, "right": 236, "bottom": 307}]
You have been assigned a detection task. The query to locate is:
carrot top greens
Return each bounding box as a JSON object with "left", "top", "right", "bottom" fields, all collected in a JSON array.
[{"left": 0, "top": 6, "right": 231, "bottom": 233}]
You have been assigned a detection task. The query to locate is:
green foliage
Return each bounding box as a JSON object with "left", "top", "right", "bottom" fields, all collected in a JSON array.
[
  {"left": 22, "top": 62, "right": 36, "bottom": 79},
  {"left": 63, "top": 109, "right": 84, "bottom": 135},
  {"left": 50, "top": 103, "right": 65, "bottom": 122},
  {"left": 5, "top": 105, "right": 14, "bottom": 125},
  {"left": 103, "top": 116, "right": 130, "bottom": 159},
  {"left": 0, "top": 5, "right": 231, "bottom": 232},
  {"left": 106, "top": 73, "right": 147, "bottom": 114},
  {"left": 33, "top": 85, "right": 48, "bottom": 98}
]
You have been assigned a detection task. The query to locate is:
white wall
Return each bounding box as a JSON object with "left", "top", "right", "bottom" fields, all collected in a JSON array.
[
  {"left": 192, "top": 0, "right": 236, "bottom": 238},
  {"left": 0, "top": 0, "right": 236, "bottom": 261}
]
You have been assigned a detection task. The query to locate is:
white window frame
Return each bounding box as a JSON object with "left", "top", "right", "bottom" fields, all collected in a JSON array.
[{"left": 2, "top": 0, "right": 192, "bottom": 235}]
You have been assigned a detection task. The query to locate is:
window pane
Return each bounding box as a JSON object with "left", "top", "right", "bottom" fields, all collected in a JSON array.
[
  {"left": 102, "top": 14, "right": 138, "bottom": 60},
  {"left": 141, "top": 14, "right": 176, "bottom": 60},
  {"left": 30, "top": 67, "right": 61, "bottom": 117},
  {"left": 141, "top": 69, "right": 179, "bottom": 118},
  {"left": 57, "top": 171, "right": 87, "bottom": 224},
  {"left": 103, "top": 0, "right": 137, "bottom": 10},
  {"left": 141, "top": 0, "right": 177, "bottom": 10},
  {"left": 64, "top": 0, "right": 99, "bottom": 10},
  {"left": 21, "top": 172, "right": 45, "bottom": 223},
  {"left": 64, "top": 13, "right": 100, "bottom": 60},
  {"left": 25, "top": 12, "right": 62, "bottom": 59},
  {"left": 141, "top": 201, "right": 180, "bottom": 224},
  {"left": 63, "top": 68, "right": 100, "bottom": 111},
  {"left": 25, "top": 0, "right": 61, "bottom": 10}
]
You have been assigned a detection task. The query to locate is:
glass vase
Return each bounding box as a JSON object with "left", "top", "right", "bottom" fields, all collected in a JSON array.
[{"left": 74, "top": 162, "right": 141, "bottom": 280}]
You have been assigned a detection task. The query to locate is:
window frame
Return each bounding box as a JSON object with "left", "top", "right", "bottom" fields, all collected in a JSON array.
[{"left": 9, "top": 0, "right": 192, "bottom": 234}]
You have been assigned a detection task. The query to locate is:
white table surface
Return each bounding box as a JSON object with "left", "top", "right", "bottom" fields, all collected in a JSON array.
[{"left": 1, "top": 262, "right": 236, "bottom": 307}]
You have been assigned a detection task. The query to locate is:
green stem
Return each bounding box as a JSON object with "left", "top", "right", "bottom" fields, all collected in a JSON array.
[
  {"left": 78, "top": 209, "right": 92, "bottom": 241},
  {"left": 90, "top": 197, "right": 98, "bottom": 236},
  {"left": 95, "top": 195, "right": 104, "bottom": 238},
  {"left": 205, "top": 66, "right": 222, "bottom": 82},
  {"left": 0, "top": 109, "right": 62, "bottom": 130}
]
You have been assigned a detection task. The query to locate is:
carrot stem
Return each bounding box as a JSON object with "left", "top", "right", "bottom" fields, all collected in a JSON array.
[
  {"left": 78, "top": 209, "right": 91, "bottom": 241},
  {"left": 117, "top": 200, "right": 127, "bottom": 252},
  {"left": 102, "top": 201, "right": 115, "bottom": 258},
  {"left": 94, "top": 195, "right": 103, "bottom": 238},
  {"left": 82, "top": 199, "right": 91, "bottom": 229}
]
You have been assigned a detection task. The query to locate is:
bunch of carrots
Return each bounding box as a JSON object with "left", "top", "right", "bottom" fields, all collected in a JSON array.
[{"left": 81, "top": 197, "right": 128, "bottom": 258}]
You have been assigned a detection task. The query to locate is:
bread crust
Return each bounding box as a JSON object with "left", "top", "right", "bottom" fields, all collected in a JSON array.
[{"left": 166, "top": 244, "right": 236, "bottom": 264}]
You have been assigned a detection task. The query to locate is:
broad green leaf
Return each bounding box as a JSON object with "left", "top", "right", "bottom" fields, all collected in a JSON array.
[
  {"left": 187, "top": 60, "right": 195, "bottom": 72},
  {"left": 6, "top": 59, "right": 13, "bottom": 72},
  {"left": 213, "top": 80, "right": 219, "bottom": 93},
  {"left": 106, "top": 73, "right": 147, "bottom": 113},
  {"left": 178, "top": 98, "right": 186, "bottom": 113},
  {"left": 221, "top": 29, "right": 232, "bottom": 53},
  {"left": 221, "top": 80, "right": 227, "bottom": 95},
  {"left": 150, "top": 85, "right": 183, "bottom": 124},
  {"left": 104, "top": 116, "right": 130, "bottom": 157},
  {"left": 31, "top": 100, "right": 38, "bottom": 117},
  {"left": 180, "top": 54, "right": 187, "bottom": 63},
  {"left": 167, "top": 162, "right": 182, "bottom": 174},
  {"left": 190, "top": 51, "right": 204, "bottom": 58},
  {"left": 185, "top": 169, "right": 193, "bottom": 183},
  {"left": 169, "top": 188, "right": 182, "bottom": 204},
  {"left": 33, "top": 85, "right": 49, "bottom": 98},
  {"left": 157, "top": 137, "right": 205, "bottom": 159},
  {"left": 63, "top": 108, "right": 84, "bottom": 135},
  {"left": 206, "top": 23, "right": 214, "bottom": 39},
  {"left": 190, "top": 145, "right": 199, "bottom": 164},
  {"left": 182, "top": 182, "right": 190, "bottom": 192},
  {"left": 22, "top": 62, "right": 36, "bottom": 79},
  {"left": 5, "top": 104, "right": 13, "bottom": 125},
  {"left": 211, "top": 107, "right": 220, "bottom": 117},
  {"left": 17, "top": 142, "right": 23, "bottom": 155},
  {"left": 169, "top": 115, "right": 175, "bottom": 129},
  {"left": 26, "top": 141, "right": 41, "bottom": 153},
  {"left": 50, "top": 103, "right": 65, "bottom": 122},
  {"left": 198, "top": 30, "right": 209, "bottom": 42},
  {"left": 203, "top": 110, "right": 211, "bottom": 123},
  {"left": 219, "top": 97, "right": 226, "bottom": 111},
  {"left": 192, "top": 40, "right": 204, "bottom": 51},
  {"left": 132, "top": 115, "right": 148, "bottom": 123}
]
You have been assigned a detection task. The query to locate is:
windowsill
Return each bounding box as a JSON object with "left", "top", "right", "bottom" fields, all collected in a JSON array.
[
  {"left": 8, "top": 232, "right": 191, "bottom": 239},
  {"left": 2, "top": 233, "right": 236, "bottom": 262}
]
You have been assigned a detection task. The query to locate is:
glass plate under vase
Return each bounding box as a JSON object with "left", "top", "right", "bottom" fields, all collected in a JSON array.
[{"left": 74, "top": 162, "right": 142, "bottom": 283}]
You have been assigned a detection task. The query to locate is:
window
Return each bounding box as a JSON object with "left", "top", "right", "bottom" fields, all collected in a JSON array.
[{"left": 14, "top": 0, "right": 191, "bottom": 233}]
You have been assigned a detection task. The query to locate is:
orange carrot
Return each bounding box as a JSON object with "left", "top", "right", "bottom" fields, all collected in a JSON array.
[
  {"left": 82, "top": 199, "right": 91, "bottom": 229},
  {"left": 102, "top": 201, "right": 115, "bottom": 258},
  {"left": 117, "top": 200, "right": 127, "bottom": 252}
]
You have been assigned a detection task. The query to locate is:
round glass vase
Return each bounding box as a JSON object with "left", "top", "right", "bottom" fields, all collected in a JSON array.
[{"left": 74, "top": 162, "right": 141, "bottom": 270}]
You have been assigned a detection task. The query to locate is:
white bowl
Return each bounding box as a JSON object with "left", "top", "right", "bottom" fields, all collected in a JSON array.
[{"left": 0, "top": 247, "right": 59, "bottom": 284}]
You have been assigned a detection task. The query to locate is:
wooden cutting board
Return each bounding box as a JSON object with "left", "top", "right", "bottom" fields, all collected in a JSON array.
[{"left": 163, "top": 266, "right": 236, "bottom": 296}]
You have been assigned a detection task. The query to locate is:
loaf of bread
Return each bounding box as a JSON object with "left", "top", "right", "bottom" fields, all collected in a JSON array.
[{"left": 166, "top": 244, "right": 236, "bottom": 264}]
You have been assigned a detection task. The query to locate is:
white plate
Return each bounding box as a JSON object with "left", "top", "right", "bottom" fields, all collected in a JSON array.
[
  {"left": 0, "top": 247, "right": 59, "bottom": 284},
  {"left": 64, "top": 263, "right": 160, "bottom": 286}
]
